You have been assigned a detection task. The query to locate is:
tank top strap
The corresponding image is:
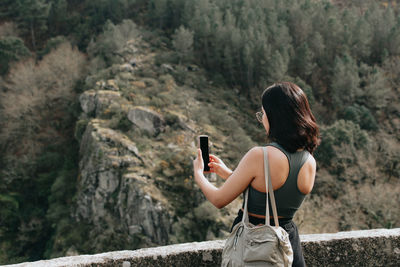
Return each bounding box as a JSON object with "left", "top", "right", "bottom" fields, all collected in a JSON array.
[
  {"left": 290, "top": 150, "right": 310, "bottom": 178},
  {"left": 266, "top": 142, "right": 310, "bottom": 178},
  {"left": 266, "top": 142, "right": 291, "bottom": 161}
]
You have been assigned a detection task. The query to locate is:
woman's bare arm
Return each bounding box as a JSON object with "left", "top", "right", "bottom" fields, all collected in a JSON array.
[
  {"left": 208, "top": 154, "right": 233, "bottom": 180},
  {"left": 193, "top": 147, "right": 262, "bottom": 209}
]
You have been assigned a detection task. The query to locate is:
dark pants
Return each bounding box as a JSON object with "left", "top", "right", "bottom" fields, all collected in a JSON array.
[{"left": 231, "top": 209, "right": 306, "bottom": 267}]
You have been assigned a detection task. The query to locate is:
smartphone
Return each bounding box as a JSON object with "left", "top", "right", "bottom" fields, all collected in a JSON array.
[{"left": 198, "top": 135, "right": 210, "bottom": 172}]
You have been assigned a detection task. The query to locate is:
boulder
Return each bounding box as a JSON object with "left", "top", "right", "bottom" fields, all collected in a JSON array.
[
  {"left": 105, "top": 79, "right": 119, "bottom": 91},
  {"left": 120, "top": 63, "right": 134, "bottom": 73},
  {"left": 95, "top": 90, "right": 122, "bottom": 116},
  {"left": 79, "top": 90, "right": 97, "bottom": 114},
  {"left": 131, "top": 80, "right": 146, "bottom": 88},
  {"left": 127, "top": 107, "right": 165, "bottom": 136},
  {"left": 79, "top": 90, "right": 122, "bottom": 117},
  {"left": 161, "top": 64, "right": 174, "bottom": 72}
]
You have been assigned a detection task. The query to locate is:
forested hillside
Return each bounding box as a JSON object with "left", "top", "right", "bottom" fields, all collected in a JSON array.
[{"left": 0, "top": 0, "right": 399, "bottom": 264}]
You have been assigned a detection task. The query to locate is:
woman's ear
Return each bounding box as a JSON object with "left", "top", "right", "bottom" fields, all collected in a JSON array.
[{"left": 262, "top": 109, "right": 270, "bottom": 134}]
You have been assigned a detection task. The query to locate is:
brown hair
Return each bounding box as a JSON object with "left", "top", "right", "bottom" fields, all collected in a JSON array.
[{"left": 261, "top": 82, "right": 320, "bottom": 153}]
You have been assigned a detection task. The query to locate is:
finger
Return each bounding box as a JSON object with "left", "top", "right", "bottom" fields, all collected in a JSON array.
[
  {"left": 198, "top": 148, "right": 203, "bottom": 159},
  {"left": 209, "top": 162, "right": 219, "bottom": 167},
  {"left": 210, "top": 154, "right": 218, "bottom": 162},
  {"left": 209, "top": 154, "right": 221, "bottom": 163}
]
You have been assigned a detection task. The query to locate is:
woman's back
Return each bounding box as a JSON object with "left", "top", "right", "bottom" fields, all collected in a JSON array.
[
  {"left": 192, "top": 82, "right": 320, "bottom": 267},
  {"left": 246, "top": 142, "right": 316, "bottom": 219}
]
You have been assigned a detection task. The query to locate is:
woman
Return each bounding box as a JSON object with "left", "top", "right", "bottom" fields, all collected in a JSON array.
[{"left": 192, "top": 82, "right": 320, "bottom": 267}]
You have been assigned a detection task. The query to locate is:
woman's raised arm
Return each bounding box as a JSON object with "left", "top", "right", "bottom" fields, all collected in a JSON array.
[{"left": 193, "top": 146, "right": 262, "bottom": 209}]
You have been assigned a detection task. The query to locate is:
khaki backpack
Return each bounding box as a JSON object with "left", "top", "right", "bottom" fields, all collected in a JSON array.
[{"left": 221, "top": 147, "right": 293, "bottom": 266}]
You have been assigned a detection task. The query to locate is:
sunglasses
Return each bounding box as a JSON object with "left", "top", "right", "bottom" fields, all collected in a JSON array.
[{"left": 255, "top": 111, "right": 263, "bottom": 123}]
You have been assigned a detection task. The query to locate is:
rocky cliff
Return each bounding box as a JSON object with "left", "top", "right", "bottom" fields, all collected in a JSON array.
[{"left": 72, "top": 38, "right": 245, "bottom": 253}]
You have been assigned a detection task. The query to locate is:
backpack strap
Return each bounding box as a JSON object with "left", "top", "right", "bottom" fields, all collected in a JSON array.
[
  {"left": 242, "top": 147, "right": 279, "bottom": 226},
  {"left": 263, "top": 147, "right": 279, "bottom": 226}
]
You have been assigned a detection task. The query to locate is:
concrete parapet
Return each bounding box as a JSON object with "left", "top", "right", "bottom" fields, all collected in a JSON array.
[
  {"left": 6, "top": 228, "right": 400, "bottom": 267},
  {"left": 301, "top": 228, "right": 400, "bottom": 266}
]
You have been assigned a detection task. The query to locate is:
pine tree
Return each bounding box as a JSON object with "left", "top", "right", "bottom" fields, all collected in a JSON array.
[
  {"left": 149, "top": 0, "right": 168, "bottom": 28},
  {"left": 267, "top": 50, "right": 289, "bottom": 82},
  {"left": 0, "top": 37, "right": 31, "bottom": 75},
  {"left": 14, "top": 0, "right": 51, "bottom": 50},
  {"left": 47, "top": 0, "right": 69, "bottom": 36},
  {"left": 291, "top": 42, "right": 315, "bottom": 79},
  {"left": 172, "top": 26, "right": 194, "bottom": 64},
  {"left": 358, "top": 64, "right": 390, "bottom": 110},
  {"left": 330, "top": 54, "right": 361, "bottom": 109}
]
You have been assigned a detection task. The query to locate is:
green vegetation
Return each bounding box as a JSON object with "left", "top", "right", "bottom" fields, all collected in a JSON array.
[
  {"left": 0, "top": 0, "right": 399, "bottom": 264},
  {"left": 0, "top": 36, "right": 30, "bottom": 75}
]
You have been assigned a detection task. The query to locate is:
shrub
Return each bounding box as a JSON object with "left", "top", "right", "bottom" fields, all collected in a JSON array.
[
  {"left": 339, "top": 183, "right": 400, "bottom": 230},
  {"left": 87, "top": 19, "right": 139, "bottom": 67},
  {"left": 0, "top": 36, "right": 30, "bottom": 75},
  {"left": 74, "top": 119, "right": 89, "bottom": 142},
  {"left": 315, "top": 120, "right": 371, "bottom": 170},
  {"left": 164, "top": 112, "right": 180, "bottom": 128},
  {"left": 376, "top": 134, "right": 400, "bottom": 180},
  {"left": 342, "top": 104, "right": 378, "bottom": 131},
  {"left": 37, "top": 36, "right": 68, "bottom": 59}
]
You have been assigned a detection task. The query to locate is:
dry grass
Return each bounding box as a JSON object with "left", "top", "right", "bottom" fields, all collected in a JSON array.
[{"left": 295, "top": 181, "right": 400, "bottom": 234}]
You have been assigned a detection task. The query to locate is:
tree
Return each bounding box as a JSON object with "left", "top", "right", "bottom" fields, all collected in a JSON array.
[
  {"left": 172, "top": 26, "right": 194, "bottom": 64},
  {"left": 0, "top": 41, "right": 86, "bottom": 263},
  {"left": 0, "top": 42, "right": 86, "bottom": 156},
  {"left": 315, "top": 120, "right": 370, "bottom": 170},
  {"left": 365, "top": 2, "right": 396, "bottom": 63},
  {"left": 47, "top": 0, "right": 69, "bottom": 37},
  {"left": 14, "top": 0, "right": 51, "bottom": 50},
  {"left": 350, "top": 16, "right": 372, "bottom": 60},
  {"left": 148, "top": 0, "right": 168, "bottom": 28},
  {"left": 342, "top": 104, "right": 378, "bottom": 131},
  {"left": 267, "top": 50, "right": 289, "bottom": 82},
  {"left": 291, "top": 42, "right": 315, "bottom": 79},
  {"left": 330, "top": 54, "right": 361, "bottom": 110},
  {"left": 358, "top": 64, "right": 390, "bottom": 111},
  {"left": 87, "top": 19, "right": 139, "bottom": 66},
  {"left": 242, "top": 42, "right": 254, "bottom": 92},
  {"left": 0, "top": 37, "right": 30, "bottom": 75}
]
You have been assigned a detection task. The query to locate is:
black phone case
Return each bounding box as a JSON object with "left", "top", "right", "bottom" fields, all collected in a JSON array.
[{"left": 199, "top": 136, "right": 210, "bottom": 171}]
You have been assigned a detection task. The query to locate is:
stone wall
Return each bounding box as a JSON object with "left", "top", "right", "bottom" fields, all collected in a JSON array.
[{"left": 7, "top": 228, "right": 400, "bottom": 267}]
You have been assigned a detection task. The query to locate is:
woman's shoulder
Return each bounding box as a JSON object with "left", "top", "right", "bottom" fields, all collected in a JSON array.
[
  {"left": 305, "top": 152, "right": 317, "bottom": 172},
  {"left": 247, "top": 146, "right": 288, "bottom": 166}
]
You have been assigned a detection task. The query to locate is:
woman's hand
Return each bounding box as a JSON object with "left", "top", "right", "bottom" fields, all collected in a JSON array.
[
  {"left": 208, "top": 154, "right": 233, "bottom": 180},
  {"left": 193, "top": 148, "right": 204, "bottom": 176}
]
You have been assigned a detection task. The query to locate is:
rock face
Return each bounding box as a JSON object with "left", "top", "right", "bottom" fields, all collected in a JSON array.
[
  {"left": 127, "top": 107, "right": 165, "bottom": 136},
  {"left": 79, "top": 90, "right": 122, "bottom": 117},
  {"left": 73, "top": 38, "right": 177, "bottom": 253},
  {"left": 75, "top": 119, "right": 171, "bottom": 247},
  {"left": 71, "top": 37, "right": 232, "bottom": 255}
]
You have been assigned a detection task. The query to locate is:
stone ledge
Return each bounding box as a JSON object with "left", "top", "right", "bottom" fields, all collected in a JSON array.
[
  {"left": 6, "top": 228, "right": 400, "bottom": 267},
  {"left": 301, "top": 228, "right": 400, "bottom": 267}
]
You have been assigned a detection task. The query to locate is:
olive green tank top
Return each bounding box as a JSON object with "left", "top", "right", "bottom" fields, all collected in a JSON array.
[{"left": 245, "top": 142, "right": 310, "bottom": 219}]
